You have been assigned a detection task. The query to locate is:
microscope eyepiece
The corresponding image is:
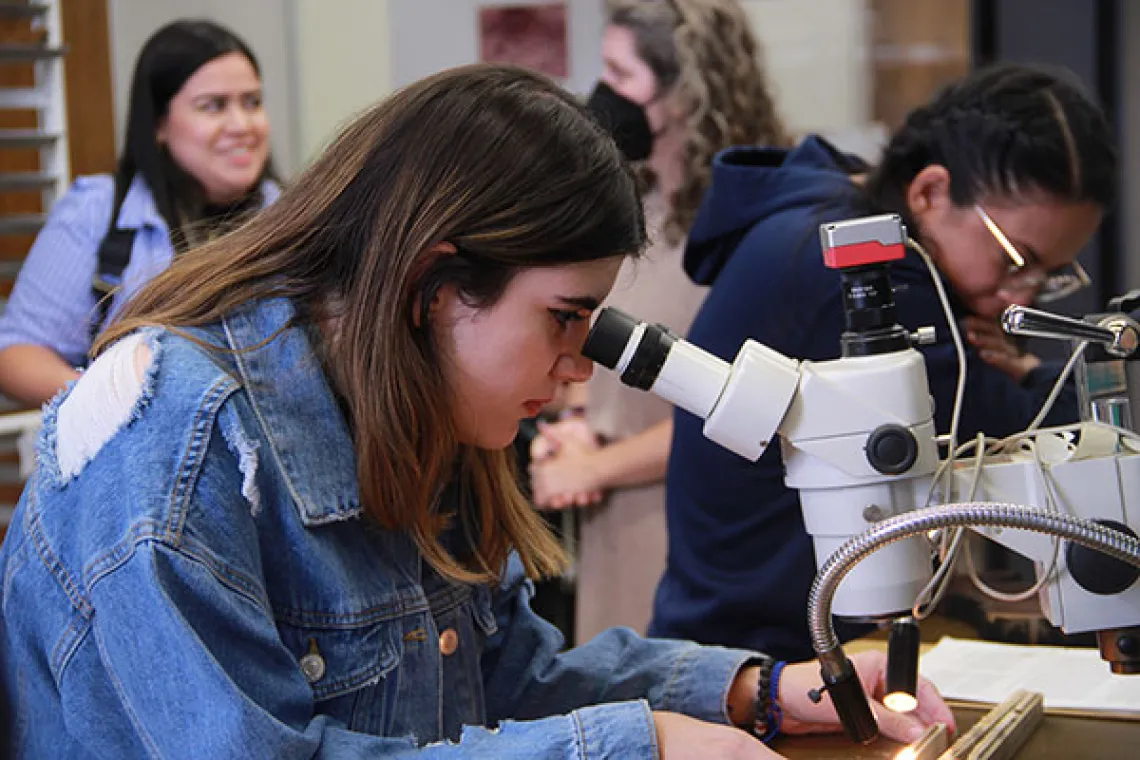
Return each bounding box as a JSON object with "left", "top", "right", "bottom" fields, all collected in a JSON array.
[
  {"left": 581, "top": 307, "right": 639, "bottom": 370},
  {"left": 583, "top": 307, "right": 676, "bottom": 391}
]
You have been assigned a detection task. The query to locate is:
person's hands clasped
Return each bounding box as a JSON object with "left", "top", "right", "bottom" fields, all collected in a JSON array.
[
  {"left": 964, "top": 314, "right": 1040, "bottom": 383},
  {"left": 777, "top": 650, "right": 956, "bottom": 743},
  {"left": 653, "top": 711, "right": 781, "bottom": 759},
  {"left": 528, "top": 417, "right": 605, "bottom": 510}
]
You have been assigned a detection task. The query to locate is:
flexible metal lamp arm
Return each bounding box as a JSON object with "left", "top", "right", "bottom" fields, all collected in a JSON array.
[{"left": 807, "top": 503, "right": 1140, "bottom": 744}]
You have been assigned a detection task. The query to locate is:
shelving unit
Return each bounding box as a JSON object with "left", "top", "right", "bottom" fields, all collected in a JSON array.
[
  {"left": 0, "top": 0, "right": 67, "bottom": 530},
  {"left": 0, "top": 0, "right": 68, "bottom": 229}
]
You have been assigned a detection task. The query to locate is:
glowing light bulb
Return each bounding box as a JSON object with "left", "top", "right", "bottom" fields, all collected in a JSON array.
[{"left": 884, "top": 690, "right": 919, "bottom": 713}]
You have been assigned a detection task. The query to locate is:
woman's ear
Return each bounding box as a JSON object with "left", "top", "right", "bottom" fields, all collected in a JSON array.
[
  {"left": 411, "top": 241, "right": 459, "bottom": 328},
  {"left": 905, "top": 164, "right": 952, "bottom": 223}
]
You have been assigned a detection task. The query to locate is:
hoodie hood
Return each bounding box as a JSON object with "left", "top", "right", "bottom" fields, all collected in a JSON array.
[{"left": 685, "top": 135, "right": 867, "bottom": 285}]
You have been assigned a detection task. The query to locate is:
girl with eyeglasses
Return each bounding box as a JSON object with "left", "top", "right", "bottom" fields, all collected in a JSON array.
[{"left": 655, "top": 63, "right": 1117, "bottom": 662}]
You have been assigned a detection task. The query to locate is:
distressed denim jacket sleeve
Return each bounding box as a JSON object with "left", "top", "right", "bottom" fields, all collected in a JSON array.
[{"left": 482, "top": 556, "right": 758, "bottom": 729}]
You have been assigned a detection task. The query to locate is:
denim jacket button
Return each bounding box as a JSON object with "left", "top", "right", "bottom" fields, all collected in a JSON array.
[
  {"left": 439, "top": 628, "right": 459, "bottom": 656},
  {"left": 300, "top": 652, "right": 326, "bottom": 683}
]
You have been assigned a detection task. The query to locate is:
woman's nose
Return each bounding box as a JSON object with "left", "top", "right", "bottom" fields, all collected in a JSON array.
[
  {"left": 225, "top": 104, "right": 252, "bottom": 132},
  {"left": 554, "top": 352, "right": 594, "bottom": 384}
]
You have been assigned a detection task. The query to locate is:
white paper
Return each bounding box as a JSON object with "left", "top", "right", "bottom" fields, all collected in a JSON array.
[{"left": 920, "top": 637, "right": 1140, "bottom": 714}]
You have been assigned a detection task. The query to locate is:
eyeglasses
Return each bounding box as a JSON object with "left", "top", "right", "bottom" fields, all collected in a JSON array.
[{"left": 974, "top": 205, "right": 1091, "bottom": 304}]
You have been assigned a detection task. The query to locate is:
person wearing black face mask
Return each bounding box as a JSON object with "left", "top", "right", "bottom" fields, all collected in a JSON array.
[
  {"left": 529, "top": 0, "right": 789, "bottom": 646},
  {"left": 586, "top": 80, "right": 655, "bottom": 162}
]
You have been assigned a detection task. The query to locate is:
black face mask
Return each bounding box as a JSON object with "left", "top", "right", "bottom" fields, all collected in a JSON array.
[{"left": 586, "top": 81, "right": 654, "bottom": 162}]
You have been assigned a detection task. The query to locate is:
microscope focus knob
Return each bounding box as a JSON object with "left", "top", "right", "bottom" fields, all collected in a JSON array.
[
  {"left": 1067, "top": 520, "right": 1140, "bottom": 596},
  {"left": 865, "top": 424, "right": 919, "bottom": 475}
]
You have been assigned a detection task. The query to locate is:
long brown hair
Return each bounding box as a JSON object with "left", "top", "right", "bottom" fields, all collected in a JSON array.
[
  {"left": 98, "top": 64, "right": 647, "bottom": 584},
  {"left": 606, "top": 0, "right": 789, "bottom": 243}
]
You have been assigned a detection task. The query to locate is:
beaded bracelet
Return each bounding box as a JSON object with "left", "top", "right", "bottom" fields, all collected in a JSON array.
[{"left": 752, "top": 659, "right": 786, "bottom": 743}]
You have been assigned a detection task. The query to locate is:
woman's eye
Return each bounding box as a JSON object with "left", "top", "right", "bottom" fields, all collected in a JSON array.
[
  {"left": 550, "top": 308, "right": 589, "bottom": 329},
  {"left": 199, "top": 97, "right": 226, "bottom": 113},
  {"left": 242, "top": 93, "right": 263, "bottom": 110}
]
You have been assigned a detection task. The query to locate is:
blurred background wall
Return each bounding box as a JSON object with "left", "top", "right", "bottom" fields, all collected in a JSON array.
[
  {"left": 89, "top": 0, "right": 1140, "bottom": 299},
  {"left": 108, "top": 0, "right": 898, "bottom": 167}
]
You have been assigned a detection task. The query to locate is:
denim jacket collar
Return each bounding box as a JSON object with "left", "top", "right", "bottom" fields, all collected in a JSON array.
[
  {"left": 222, "top": 297, "right": 362, "bottom": 526},
  {"left": 116, "top": 175, "right": 282, "bottom": 231}
]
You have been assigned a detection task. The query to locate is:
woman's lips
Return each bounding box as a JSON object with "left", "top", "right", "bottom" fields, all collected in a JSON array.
[{"left": 523, "top": 398, "right": 552, "bottom": 417}]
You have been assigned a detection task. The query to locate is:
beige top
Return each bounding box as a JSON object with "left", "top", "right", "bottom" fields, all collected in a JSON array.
[
  {"left": 573, "top": 192, "right": 707, "bottom": 643},
  {"left": 586, "top": 193, "right": 707, "bottom": 439}
]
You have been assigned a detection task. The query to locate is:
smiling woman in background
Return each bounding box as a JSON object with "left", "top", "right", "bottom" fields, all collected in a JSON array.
[{"left": 0, "top": 19, "right": 278, "bottom": 407}]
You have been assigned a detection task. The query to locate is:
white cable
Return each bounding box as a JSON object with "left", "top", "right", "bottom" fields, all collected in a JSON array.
[
  {"left": 907, "top": 238, "right": 967, "bottom": 456},
  {"left": 912, "top": 433, "right": 986, "bottom": 619},
  {"left": 903, "top": 239, "right": 1093, "bottom": 617},
  {"left": 1024, "top": 341, "right": 1088, "bottom": 433},
  {"left": 965, "top": 437, "right": 1064, "bottom": 603},
  {"left": 962, "top": 347, "right": 1140, "bottom": 603},
  {"left": 916, "top": 429, "right": 1068, "bottom": 612},
  {"left": 903, "top": 237, "right": 971, "bottom": 620},
  {"left": 965, "top": 530, "right": 1060, "bottom": 604},
  {"left": 912, "top": 433, "right": 998, "bottom": 616}
]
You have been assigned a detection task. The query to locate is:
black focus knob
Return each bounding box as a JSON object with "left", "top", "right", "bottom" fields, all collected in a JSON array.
[
  {"left": 1117, "top": 634, "right": 1140, "bottom": 657},
  {"left": 1067, "top": 520, "right": 1140, "bottom": 596},
  {"left": 865, "top": 424, "right": 919, "bottom": 475}
]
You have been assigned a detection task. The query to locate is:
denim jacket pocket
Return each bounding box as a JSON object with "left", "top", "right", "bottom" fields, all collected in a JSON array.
[{"left": 276, "top": 612, "right": 404, "bottom": 735}]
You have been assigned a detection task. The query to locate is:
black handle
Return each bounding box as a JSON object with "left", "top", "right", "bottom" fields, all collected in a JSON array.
[{"left": 821, "top": 661, "right": 879, "bottom": 745}]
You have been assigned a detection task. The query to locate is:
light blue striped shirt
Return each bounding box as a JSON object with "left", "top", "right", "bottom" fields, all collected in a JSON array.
[{"left": 0, "top": 174, "right": 279, "bottom": 367}]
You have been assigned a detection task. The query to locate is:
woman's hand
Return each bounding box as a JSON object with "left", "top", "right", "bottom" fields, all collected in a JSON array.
[
  {"left": 528, "top": 418, "right": 604, "bottom": 509},
  {"left": 777, "top": 650, "right": 956, "bottom": 743},
  {"left": 964, "top": 315, "right": 1040, "bottom": 383},
  {"left": 653, "top": 712, "right": 783, "bottom": 759}
]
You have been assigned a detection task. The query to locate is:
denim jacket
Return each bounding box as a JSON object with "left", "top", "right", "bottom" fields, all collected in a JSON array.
[{"left": 0, "top": 297, "right": 759, "bottom": 758}]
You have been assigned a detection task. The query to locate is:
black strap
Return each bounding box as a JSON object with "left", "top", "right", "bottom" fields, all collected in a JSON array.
[{"left": 89, "top": 175, "right": 138, "bottom": 346}]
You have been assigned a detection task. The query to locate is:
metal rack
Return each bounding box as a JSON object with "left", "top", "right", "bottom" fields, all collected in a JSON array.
[
  {"left": 0, "top": 0, "right": 68, "bottom": 227},
  {"left": 0, "top": 0, "right": 67, "bottom": 529}
]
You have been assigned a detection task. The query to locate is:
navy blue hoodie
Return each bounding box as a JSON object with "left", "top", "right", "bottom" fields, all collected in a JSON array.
[{"left": 650, "top": 136, "right": 1074, "bottom": 661}]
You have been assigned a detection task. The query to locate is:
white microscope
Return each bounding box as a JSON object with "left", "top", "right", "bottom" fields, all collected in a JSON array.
[{"left": 581, "top": 213, "right": 1140, "bottom": 743}]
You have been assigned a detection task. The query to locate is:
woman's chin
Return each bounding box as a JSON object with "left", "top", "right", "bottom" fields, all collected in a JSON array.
[{"left": 458, "top": 422, "right": 521, "bottom": 451}]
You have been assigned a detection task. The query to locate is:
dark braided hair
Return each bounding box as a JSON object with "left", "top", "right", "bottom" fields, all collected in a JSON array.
[{"left": 864, "top": 63, "right": 1117, "bottom": 234}]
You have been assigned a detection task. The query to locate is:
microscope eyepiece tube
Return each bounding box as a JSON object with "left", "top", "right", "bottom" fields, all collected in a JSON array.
[
  {"left": 583, "top": 307, "right": 732, "bottom": 422},
  {"left": 581, "top": 307, "right": 642, "bottom": 372},
  {"left": 582, "top": 307, "right": 671, "bottom": 390}
]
